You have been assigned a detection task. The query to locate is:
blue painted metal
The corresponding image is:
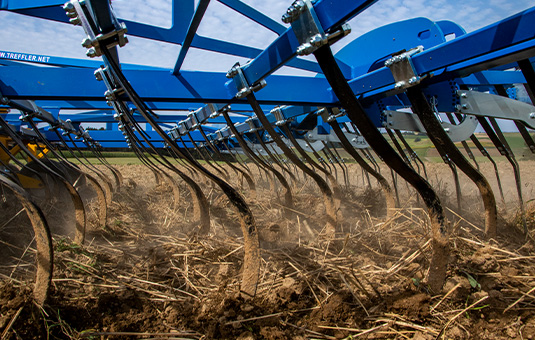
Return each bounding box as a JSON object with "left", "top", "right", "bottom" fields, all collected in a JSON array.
[
  {"left": 347, "top": 7, "right": 535, "bottom": 99},
  {"left": 217, "top": 0, "right": 286, "bottom": 35},
  {"left": 2, "top": 0, "right": 535, "bottom": 151},
  {"left": 234, "top": 0, "right": 379, "bottom": 90},
  {"left": 0, "top": 64, "right": 333, "bottom": 104},
  {"left": 172, "top": 0, "right": 210, "bottom": 75}
]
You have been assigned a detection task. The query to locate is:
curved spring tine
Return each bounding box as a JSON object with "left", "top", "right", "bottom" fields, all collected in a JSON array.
[
  {"left": 169, "top": 141, "right": 200, "bottom": 180},
  {"left": 198, "top": 128, "right": 256, "bottom": 198},
  {"left": 253, "top": 131, "right": 298, "bottom": 184},
  {"left": 443, "top": 113, "right": 480, "bottom": 171},
  {"left": 246, "top": 95, "right": 338, "bottom": 236},
  {"left": 90, "top": 145, "right": 124, "bottom": 189},
  {"left": 129, "top": 133, "right": 167, "bottom": 186},
  {"left": 486, "top": 116, "right": 527, "bottom": 235},
  {"left": 103, "top": 51, "right": 259, "bottom": 297},
  {"left": 469, "top": 134, "right": 506, "bottom": 204},
  {"left": 360, "top": 152, "right": 373, "bottom": 188},
  {"left": 0, "top": 140, "right": 53, "bottom": 200},
  {"left": 0, "top": 116, "right": 86, "bottom": 244},
  {"left": 313, "top": 46, "right": 446, "bottom": 240},
  {"left": 221, "top": 140, "right": 254, "bottom": 177},
  {"left": 303, "top": 137, "right": 332, "bottom": 174},
  {"left": 386, "top": 129, "right": 423, "bottom": 206},
  {"left": 0, "top": 175, "right": 53, "bottom": 305},
  {"left": 32, "top": 132, "right": 109, "bottom": 227},
  {"left": 385, "top": 128, "right": 423, "bottom": 204},
  {"left": 200, "top": 143, "right": 231, "bottom": 179},
  {"left": 392, "top": 119, "right": 461, "bottom": 212},
  {"left": 122, "top": 123, "right": 182, "bottom": 212},
  {"left": 325, "top": 141, "right": 350, "bottom": 188},
  {"left": 252, "top": 148, "right": 278, "bottom": 191},
  {"left": 389, "top": 168, "right": 401, "bottom": 208},
  {"left": 321, "top": 148, "right": 337, "bottom": 181},
  {"left": 489, "top": 84, "right": 528, "bottom": 231},
  {"left": 321, "top": 143, "right": 340, "bottom": 184},
  {"left": 386, "top": 129, "right": 413, "bottom": 166},
  {"left": 227, "top": 140, "right": 272, "bottom": 188},
  {"left": 187, "top": 131, "right": 229, "bottom": 180},
  {"left": 512, "top": 61, "right": 535, "bottom": 153},
  {"left": 221, "top": 111, "right": 295, "bottom": 213},
  {"left": 328, "top": 120, "right": 397, "bottom": 216},
  {"left": 406, "top": 86, "right": 497, "bottom": 238},
  {"left": 47, "top": 139, "right": 109, "bottom": 228},
  {"left": 363, "top": 148, "right": 380, "bottom": 174},
  {"left": 60, "top": 132, "right": 115, "bottom": 201},
  {"left": 394, "top": 130, "right": 428, "bottom": 179},
  {"left": 281, "top": 124, "right": 341, "bottom": 205},
  {"left": 25, "top": 129, "right": 109, "bottom": 227},
  {"left": 268, "top": 143, "right": 301, "bottom": 182},
  {"left": 514, "top": 121, "right": 535, "bottom": 153}
]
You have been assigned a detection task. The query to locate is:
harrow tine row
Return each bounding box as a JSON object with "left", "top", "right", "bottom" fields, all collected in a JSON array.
[{"left": 1, "top": 0, "right": 534, "bottom": 305}]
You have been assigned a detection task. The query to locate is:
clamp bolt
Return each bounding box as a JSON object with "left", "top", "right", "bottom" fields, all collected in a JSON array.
[
  {"left": 86, "top": 48, "right": 98, "bottom": 58},
  {"left": 394, "top": 81, "right": 406, "bottom": 89},
  {"left": 63, "top": 2, "right": 76, "bottom": 13},
  {"left": 94, "top": 70, "right": 103, "bottom": 81},
  {"left": 81, "top": 37, "right": 93, "bottom": 48},
  {"left": 226, "top": 66, "right": 239, "bottom": 79},
  {"left": 69, "top": 17, "right": 81, "bottom": 25}
]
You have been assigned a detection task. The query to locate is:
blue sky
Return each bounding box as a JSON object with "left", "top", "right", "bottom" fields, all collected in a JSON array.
[{"left": 0, "top": 0, "right": 533, "bottom": 73}]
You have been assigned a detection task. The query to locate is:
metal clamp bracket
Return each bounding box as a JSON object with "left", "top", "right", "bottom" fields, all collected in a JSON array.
[
  {"left": 271, "top": 107, "right": 292, "bottom": 126},
  {"left": 321, "top": 107, "right": 346, "bottom": 123},
  {"left": 245, "top": 117, "right": 259, "bottom": 133},
  {"left": 64, "top": 0, "right": 128, "bottom": 58},
  {"left": 188, "top": 110, "right": 200, "bottom": 129},
  {"left": 226, "top": 62, "right": 267, "bottom": 99},
  {"left": 385, "top": 46, "right": 425, "bottom": 90},
  {"left": 282, "top": 0, "right": 351, "bottom": 56}
]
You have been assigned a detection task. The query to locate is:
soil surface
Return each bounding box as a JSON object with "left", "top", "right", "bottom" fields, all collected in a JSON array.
[{"left": 1, "top": 160, "right": 535, "bottom": 339}]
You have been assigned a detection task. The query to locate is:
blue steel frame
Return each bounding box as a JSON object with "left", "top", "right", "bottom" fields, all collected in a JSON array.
[{"left": 1, "top": 0, "right": 535, "bottom": 149}]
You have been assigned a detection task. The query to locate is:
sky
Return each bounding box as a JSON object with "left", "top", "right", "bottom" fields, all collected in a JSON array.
[{"left": 0, "top": 0, "right": 533, "bottom": 74}]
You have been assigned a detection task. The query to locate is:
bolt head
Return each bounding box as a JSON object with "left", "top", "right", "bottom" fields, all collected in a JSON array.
[
  {"left": 63, "top": 2, "right": 75, "bottom": 13},
  {"left": 310, "top": 34, "right": 323, "bottom": 46},
  {"left": 81, "top": 37, "right": 93, "bottom": 48},
  {"left": 69, "top": 17, "right": 81, "bottom": 25},
  {"left": 394, "top": 81, "right": 406, "bottom": 89},
  {"left": 86, "top": 48, "right": 97, "bottom": 58},
  {"left": 94, "top": 70, "right": 103, "bottom": 81},
  {"left": 408, "top": 76, "right": 418, "bottom": 84},
  {"left": 530, "top": 112, "right": 535, "bottom": 119}
]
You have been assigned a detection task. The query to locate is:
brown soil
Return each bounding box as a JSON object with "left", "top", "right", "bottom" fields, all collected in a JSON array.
[{"left": 1, "top": 161, "right": 535, "bottom": 339}]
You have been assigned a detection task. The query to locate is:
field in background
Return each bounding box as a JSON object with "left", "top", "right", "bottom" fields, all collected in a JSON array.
[{"left": 63, "top": 132, "right": 535, "bottom": 166}]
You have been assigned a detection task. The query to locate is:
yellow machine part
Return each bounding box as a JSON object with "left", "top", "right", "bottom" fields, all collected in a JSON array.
[
  {"left": 0, "top": 136, "right": 45, "bottom": 189},
  {"left": 0, "top": 136, "right": 19, "bottom": 164},
  {"left": 16, "top": 173, "right": 45, "bottom": 189},
  {"left": 25, "top": 143, "right": 49, "bottom": 162}
]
